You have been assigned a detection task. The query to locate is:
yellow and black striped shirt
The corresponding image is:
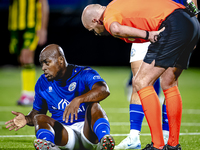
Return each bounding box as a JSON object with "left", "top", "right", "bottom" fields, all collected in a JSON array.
[{"left": 8, "top": 0, "right": 41, "bottom": 31}]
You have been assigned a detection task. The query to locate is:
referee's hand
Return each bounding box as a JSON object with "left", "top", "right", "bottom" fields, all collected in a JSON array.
[{"left": 149, "top": 27, "right": 165, "bottom": 43}]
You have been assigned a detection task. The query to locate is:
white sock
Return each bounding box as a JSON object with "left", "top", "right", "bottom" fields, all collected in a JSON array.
[{"left": 130, "top": 129, "right": 140, "bottom": 137}]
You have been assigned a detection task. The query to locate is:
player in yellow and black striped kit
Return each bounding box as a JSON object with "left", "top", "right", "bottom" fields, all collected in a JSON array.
[{"left": 8, "top": 0, "right": 49, "bottom": 105}]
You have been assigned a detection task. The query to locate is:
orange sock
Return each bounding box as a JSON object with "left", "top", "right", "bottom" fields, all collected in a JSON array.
[
  {"left": 138, "top": 86, "right": 164, "bottom": 149},
  {"left": 163, "top": 86, "right": 182, "bottom": 147}
]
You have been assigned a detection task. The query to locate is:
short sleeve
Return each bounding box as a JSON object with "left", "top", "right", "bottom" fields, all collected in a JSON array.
[
  {"left": 81, "top": 68, "right": 105, "bottom": 90},
  {"left": 103, "top": 8, "right": 122, "bottom": 34}
]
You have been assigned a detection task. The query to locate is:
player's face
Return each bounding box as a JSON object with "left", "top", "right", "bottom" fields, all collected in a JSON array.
[{"left": 39, "top": 56, "right": 61, "bottom": 81}]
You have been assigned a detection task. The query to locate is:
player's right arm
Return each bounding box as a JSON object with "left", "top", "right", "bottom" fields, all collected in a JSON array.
[
  {"left": 109, "top": 21, "right": 165, "bottom": 43},
  {"left": 5, "top": 108, "right": 40, "bottom": 131},
  {"left": 5, "top": 76, "right": 49, "bottom": 131}
]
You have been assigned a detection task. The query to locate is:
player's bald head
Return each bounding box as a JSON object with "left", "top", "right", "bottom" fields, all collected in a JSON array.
[
  {"left": 39, "top": 44, "right": 68, "bottom": 66},
  {"left": 81, "top": 4, "right": 104, "bottom": 29},
  {"left": 40, "top": 44, "right": 62, "bottom": 58}
]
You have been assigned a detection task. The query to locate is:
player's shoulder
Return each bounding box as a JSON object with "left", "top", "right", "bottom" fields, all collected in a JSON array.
[
  {"left": 80, "top": 66, "right": 102, "bottom": 80},
  {"left": 80, "top": 66, "right": 96, "bottom": 75},
  {"left": 70, "top": 64, "right": 93, "bottom": 73},
  {"left": 68, "top": 64, "right": 99, "bottom": 80}
]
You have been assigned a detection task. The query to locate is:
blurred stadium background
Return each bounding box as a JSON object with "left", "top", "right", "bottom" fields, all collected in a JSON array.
[{"left": 0, "top": 0, "right": 200, "bottom": 67}]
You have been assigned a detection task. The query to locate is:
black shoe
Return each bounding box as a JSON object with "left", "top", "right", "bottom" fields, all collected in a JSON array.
[
  {"left": 142, "top": 142, "right": 166, "bottom": 150},
  {"left": 142, "top": 143, "right": 153, "bottom": 150},
  {"left": 166, "top": 144, "right": 181, "bottom": 150}
]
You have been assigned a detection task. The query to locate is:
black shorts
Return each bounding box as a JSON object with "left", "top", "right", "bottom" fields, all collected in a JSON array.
[{"left": 144, "top": 9, "right": 200, "bottom": 69}]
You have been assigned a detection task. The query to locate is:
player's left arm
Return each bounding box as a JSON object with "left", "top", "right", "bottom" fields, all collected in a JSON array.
[
  {"left": 63, "top": 81, "right": 110, "bottom": 123},
  {"left": 77, "top": 81, "right": 110, "bottom": 103},
  {"left": 110, "top": 21, "right": 165, "bottom": 43}
]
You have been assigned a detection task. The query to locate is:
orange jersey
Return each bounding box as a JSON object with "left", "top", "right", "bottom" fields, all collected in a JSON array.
[{"left": 103, "top": 0, "right": 185, "bottom": 43}]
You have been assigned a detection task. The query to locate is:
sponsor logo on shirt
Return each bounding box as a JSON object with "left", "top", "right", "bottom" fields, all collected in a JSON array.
[
  {"left": 68, "top": 82, "right": 76, "bottom": 92},
  {"left": 58, "top": 99, "right": 86, "bottom": 113},
  {"left": 58, "top": 99, "right": 70, "bottom": 110},
  {"left": 93, "top": 75, "right": 101, "bottom": 80}
]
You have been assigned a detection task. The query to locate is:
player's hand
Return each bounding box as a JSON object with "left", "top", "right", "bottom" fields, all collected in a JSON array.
[
  {"left": 37, "top": 29, "right": 47, "bottom": 46},
  {"left": 5, "top": 111, "right": 27, "bottom": 131},
  {"left": 63, "top": 98, "right": 81, "bottom": 123},
  {"left": 149, "top": 27, "right": 165, "bottom": 43}
]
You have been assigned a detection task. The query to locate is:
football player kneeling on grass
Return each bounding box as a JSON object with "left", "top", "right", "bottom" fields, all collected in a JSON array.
[{"left": 5, "top": 44, "right": 115, "bottom": 150}]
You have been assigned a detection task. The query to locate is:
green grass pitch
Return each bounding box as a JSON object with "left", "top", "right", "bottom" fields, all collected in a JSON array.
[{"left": 0, "top": 66, "right": 200, "bottom": 149}]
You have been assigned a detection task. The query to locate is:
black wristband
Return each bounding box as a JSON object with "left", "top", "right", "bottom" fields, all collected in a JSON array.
[{"left": 145, "top": 30, "right": 149, "bottom": 40}]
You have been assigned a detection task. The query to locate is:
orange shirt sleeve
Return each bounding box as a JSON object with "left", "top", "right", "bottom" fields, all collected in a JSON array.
[
  {"left": 103, "top": 8, "right": 122, "bottom": 35},
  {"left": 103, "top": 0, "right": 185, "bottom": 43}
]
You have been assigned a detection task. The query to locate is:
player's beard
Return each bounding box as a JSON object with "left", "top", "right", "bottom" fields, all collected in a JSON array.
[
  {"left": 54, "top": 69, "right": 64, "bottom": 81},
  {"left": 46, "top": 74, "right": 54, "bottom": 81}
]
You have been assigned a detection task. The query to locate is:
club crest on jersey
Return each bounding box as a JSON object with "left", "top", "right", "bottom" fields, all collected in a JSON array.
[{"left": 68, "top": 82, "right": 76, "bottom": 91}]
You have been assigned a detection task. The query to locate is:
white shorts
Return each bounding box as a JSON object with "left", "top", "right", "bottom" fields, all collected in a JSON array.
[
  {"left": 59, "top": 121, "right": 100, "bottom": 150},
  {"left": 130, "top": 42, "right": 151, "bottom": 63}
]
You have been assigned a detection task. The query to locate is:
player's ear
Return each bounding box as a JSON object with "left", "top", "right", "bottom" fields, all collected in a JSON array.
[
  {"left": 58, "top": 56, "right": 64, "bottom": 65},
  {"left": 92, "top": 19, "right": 97, "bottom": 23},
  {"left": 92, "top": 19, "right": 103, "bottom": 25}
]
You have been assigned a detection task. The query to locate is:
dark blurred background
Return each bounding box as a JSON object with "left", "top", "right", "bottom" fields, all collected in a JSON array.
[{"left": 0, "top": 0, "right": 200, "bottom": 67}]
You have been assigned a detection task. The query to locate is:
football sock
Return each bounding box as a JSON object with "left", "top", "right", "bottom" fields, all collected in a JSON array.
[
  {"left": 138, "top": 86, "right": 164, "bottom": 149},
  {"left": 93, "top": 118, "right": 110, "bottom": 142},
  {"left": 36, "top": 129, "right": 55, "bottom": 143},
  {"left": 21, "top": 64, "right": 36, "bottom": 92},
  {"left": 162, "top": 104, "right": 169, "bottom": 131},
  {"left": 130, "top": 104, "right": 144, "bottom": 134},
  {"left": 163, "top": 86, "right": 182, "bottom": 147},
  {"left": 154, "top": 78, "right": 160, "bottom": 96}
]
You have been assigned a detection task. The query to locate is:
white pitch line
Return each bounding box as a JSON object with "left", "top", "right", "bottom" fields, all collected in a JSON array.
[
  {"left": 1, "top": 121, "right": 200, "bottom": 126},
  {"left": 112, "top": 132, "right": 200, "bottom": 137},
  {"left": 0, "top": 135, "right": 35, "bottom": 138},
  {"left": 0, "top": 133, "right": 200, "bottom": 138},
  {"left": 109, "top": 122, "right": 200, "bottom": 126},
  {"left": 103, "top": 108, "right": 200, "bottom": 114}
]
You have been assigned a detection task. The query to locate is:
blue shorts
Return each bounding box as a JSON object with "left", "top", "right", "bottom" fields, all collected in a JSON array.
[{"left": 144, "top": 9, "right": 200, "bottom": 69}]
